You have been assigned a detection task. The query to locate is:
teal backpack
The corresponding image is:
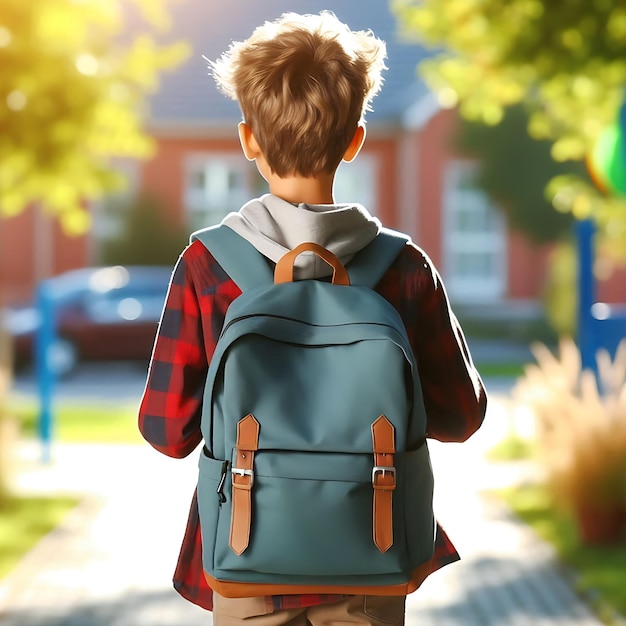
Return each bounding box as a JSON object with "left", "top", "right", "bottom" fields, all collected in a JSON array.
[{"left": 191, "top": 225, "right": 435, "bottom": 598}]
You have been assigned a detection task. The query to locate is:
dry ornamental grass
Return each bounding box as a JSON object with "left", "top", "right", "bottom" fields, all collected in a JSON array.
[{"left": 514, "top": 339, "right": 626, "bottom": 516}]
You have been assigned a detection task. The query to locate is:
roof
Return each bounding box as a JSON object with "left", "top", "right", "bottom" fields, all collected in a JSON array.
[{"left": 147, "top": 0, "right": 432, "bottom": 130}]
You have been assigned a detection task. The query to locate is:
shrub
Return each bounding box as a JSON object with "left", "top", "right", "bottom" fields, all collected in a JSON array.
[{"left": 513, "top": 338, "right": 626, "bottom": 543}]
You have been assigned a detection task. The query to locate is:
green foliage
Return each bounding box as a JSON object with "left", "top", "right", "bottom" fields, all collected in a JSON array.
[
  {"left": 456, "top": 105, "right": 577, "bottom": 244},
  {"left": 100, "top": 194, "right": 188, "bottom": 267},
  {"left": 543, "top": 240, "right": 577, "bottom": 336},
  {"left": 393, "top": 0, "right": 626, "bottom": 258},
  {"left": 393, "top": 0, "right": 626, "bottom": 159},
  {"left": 0, "top": 0, "right": 190, "bottom": 234},
  {"left": 546, "top": 175, "right": 626, "bottom": 264}
]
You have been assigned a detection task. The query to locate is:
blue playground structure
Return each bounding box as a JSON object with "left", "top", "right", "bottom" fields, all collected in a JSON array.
[
  {"left": 576, "top": 218, "right": 626, "bottom": 373},
  {"left": 35, "top": 274, "right": 85, "bottom": 462}
]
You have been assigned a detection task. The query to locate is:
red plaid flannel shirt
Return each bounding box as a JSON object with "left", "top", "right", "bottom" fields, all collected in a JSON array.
[{"left": 138, "top": 238, "right": 487, "bottom": 612}]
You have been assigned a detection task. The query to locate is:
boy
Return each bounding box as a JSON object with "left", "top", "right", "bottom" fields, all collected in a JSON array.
[{"left": 139, "top": 11, "right": 487, "bottom": 626}]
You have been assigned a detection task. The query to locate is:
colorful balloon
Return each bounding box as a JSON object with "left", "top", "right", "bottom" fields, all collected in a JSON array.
[
  {"left": 587, "top": 102, "right": 626, "bottom": 197},
  {"left": 620, "top": 101, "right": 626, "bottom": 162}
]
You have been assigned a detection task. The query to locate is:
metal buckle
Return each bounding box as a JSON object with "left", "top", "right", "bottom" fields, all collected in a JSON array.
[
  {"left": 372, "top": 466, "right": 396, "bottom": 488},
  {"left": 232, "top": 467, "right": 254, "bottom": 487}
]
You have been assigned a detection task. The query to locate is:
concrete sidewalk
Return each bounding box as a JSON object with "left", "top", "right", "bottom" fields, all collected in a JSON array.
[{"left": 0, "top": 389, "right": 605, "bottom": 626}]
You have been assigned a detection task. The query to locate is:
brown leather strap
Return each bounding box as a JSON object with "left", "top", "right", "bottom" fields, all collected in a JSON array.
[
  {"left": 205, "top": 557, "right": 433, "bottom": 597},
  {"left": 205, "top": 556, "right": 433, "bottom": 596},
  {"left": 371, "top": 415, "right": 396, "bottom": 553},
  {"left": 229, "top": 414, "right": 260, "bottom": 555},
  {"left": 274, "top": 242, "right": 350, "bottom": 285}
]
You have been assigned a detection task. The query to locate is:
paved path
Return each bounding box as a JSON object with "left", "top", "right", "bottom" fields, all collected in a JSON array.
[{"left": 0, "top": 387, "right": 605, "bottom": 625}]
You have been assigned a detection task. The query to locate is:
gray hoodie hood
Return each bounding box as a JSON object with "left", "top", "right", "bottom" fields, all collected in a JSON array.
[{"left": 221, "top": 193, "right": 381, "bottom": 279}]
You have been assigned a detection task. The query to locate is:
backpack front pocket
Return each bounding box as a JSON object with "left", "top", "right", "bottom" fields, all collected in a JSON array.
[{"left": 213, "top": 450, "right": 410, "bottom": 578}]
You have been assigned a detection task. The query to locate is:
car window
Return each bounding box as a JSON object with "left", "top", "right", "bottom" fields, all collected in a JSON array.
[{"left": 85, "top": 291, "right": 166, "bottom": 324}]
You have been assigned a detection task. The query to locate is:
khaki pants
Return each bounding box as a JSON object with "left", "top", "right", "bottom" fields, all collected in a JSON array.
[{"left": 212, "top": 594, "right": 406, "bottom": 626}]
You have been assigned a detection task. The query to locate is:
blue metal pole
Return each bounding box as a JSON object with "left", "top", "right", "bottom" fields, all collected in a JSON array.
[
  {"left": 576, "top": 218, "right": 597, "bottom": 373},
  {"left": 35, "top": 281, "right": 56, "bottom": 463}
]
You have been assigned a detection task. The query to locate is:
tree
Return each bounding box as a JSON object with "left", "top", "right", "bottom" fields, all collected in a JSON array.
[
  {"left": 456, "top": 105, "right": 577, "bottom": 244},
  {"left": 392, "top": 0, "right": 626, "bottom": 259},
  {"left": 101, "top": 194, "right": 189, "bottom": 267},
  {"left": 0, "top": 0, "right": 188, "bottom": 501},
  {"left": 0, "top": 0, "right": 189, "bottom": 234}
]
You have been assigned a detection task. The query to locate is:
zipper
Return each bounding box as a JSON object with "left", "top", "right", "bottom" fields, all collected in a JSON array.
[{"left": 216, "top": 460, "right": 229, "bottom": 504}]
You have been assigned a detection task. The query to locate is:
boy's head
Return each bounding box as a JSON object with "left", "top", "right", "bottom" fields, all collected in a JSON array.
[{"left": 210, "top": 11, "right": 387, "bottom": 178}]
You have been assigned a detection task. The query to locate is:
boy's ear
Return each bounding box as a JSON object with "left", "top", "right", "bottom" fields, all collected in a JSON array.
[
  {"left": 342, "top": 123, "right": 366, "bottom": 163},
  {"left": 238, "top": 122, "right": 262, "bottom": 161}
]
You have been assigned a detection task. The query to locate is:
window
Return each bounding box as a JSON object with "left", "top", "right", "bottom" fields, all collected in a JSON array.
[
  {"left": 184, "top": 153, "right": 377, "bottom": 231},
  {"left": 184, "top": 154, "right": 268, "bottom": 231},
  {"left": 91, "top": 159, "right": 141, "bottom": 241},
  {"left": 443, "top": 162, "right": 506, "bottom": 303},
  {"left": 334, "top": 156, "right": 377, "bottom": 212}
]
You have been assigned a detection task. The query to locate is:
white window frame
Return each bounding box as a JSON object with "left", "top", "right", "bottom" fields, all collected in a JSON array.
[
  {"left": 183, "top": 152, "right": 378, "bottom": 232},
  {"left": 183, "top": 153, "right": 267, "bottom": 231},
  {"left": 442, "top": 161, "right": 507, "bottom": 303}
]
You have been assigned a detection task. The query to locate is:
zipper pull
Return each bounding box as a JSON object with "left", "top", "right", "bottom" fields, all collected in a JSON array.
[{"left": 216, "top": 461, "right": 229, "bottom": 503}]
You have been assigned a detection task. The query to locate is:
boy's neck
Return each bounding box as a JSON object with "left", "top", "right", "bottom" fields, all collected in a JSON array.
[{"left": 268, "top": 172, "right": 336, "bottom": 205}]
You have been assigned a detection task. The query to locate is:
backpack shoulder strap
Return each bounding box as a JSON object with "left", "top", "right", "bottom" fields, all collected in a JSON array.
[
  {"left": 347, "top": 227, "right": 411, "bottom": 288},
  {"left": 190, "top": 225, "right": 274, "bottom": 292}
]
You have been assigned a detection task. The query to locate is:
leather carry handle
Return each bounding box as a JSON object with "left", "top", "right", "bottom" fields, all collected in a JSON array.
[{"left": 274, "top": 243, "right": 350, "bottom": 286}]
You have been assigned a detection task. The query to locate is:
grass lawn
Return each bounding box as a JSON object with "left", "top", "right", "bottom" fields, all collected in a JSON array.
[
  {"left": 4, "top": 360, "right": 525, "bottom": 445},
  {"left": 486, "top": 432, "right": 534, "bottom": 461},
  {"left": 500, "top": 483, "right": 626, "bottom": 622},
  {"left": 1, "top": 400, "right": 138, "bottom": 580},
  {"left": 6, "top": 400, "right": 143, "bottom": 444},
  {"left": 476, "top": 361, "right": 527, "bottom": 379},
  {"left": 0, "top": 495, "right": 79, "bottom": 579}
]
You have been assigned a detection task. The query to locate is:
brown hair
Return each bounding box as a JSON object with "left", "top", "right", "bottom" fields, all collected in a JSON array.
[{"left": 209, "top": 11, "right": 387, "bottom": 177}]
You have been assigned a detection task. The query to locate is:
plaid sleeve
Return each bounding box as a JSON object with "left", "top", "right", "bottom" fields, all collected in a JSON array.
[
  {"left": 377, "top": 243, "right": 487, "bottom": 443},
  {"left": 138, "top": 247, "right": 206, "bottom": 458},
  {"left": 138, "top": 240, "right": 241, "bottom": 458}
]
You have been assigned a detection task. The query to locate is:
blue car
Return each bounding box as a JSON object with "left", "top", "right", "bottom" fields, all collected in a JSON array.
[{"left": 2, "top": 265, "right": 172, "bottom": 376}]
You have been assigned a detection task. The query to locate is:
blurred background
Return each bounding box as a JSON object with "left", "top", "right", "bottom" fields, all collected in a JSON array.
[{"left": 0, "top": 0, "right": 625, "bottom": 624}]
